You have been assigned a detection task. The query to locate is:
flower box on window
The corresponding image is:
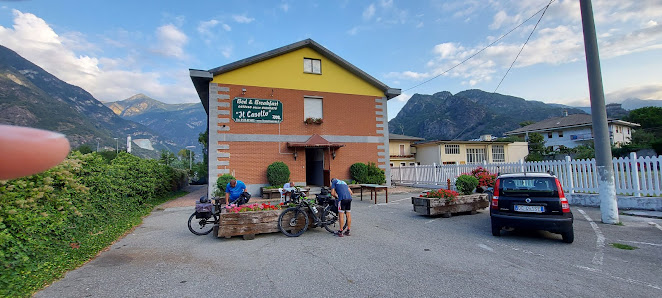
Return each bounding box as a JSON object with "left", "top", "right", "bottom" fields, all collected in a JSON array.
[{"left": 304, "top": 117, "right": 323, "bottom": 125}]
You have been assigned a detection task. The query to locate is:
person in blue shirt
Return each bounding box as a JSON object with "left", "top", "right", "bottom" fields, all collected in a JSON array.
[
  {"left": 331, "top": 178, "right": 353, "bottom": 237},
  {"left": 225, "top": 179, "right": 247, "bottom": 205}
]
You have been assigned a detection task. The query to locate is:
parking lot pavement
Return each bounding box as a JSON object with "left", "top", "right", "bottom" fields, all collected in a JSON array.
[{"left": 36, "top": 191, "right": 662, "bottom": 298}]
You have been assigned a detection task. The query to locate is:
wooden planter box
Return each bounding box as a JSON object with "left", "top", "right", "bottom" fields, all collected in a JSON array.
[
  {"left": 411, "top": 193, "right": 489, "bottom": 217},
  {"left": 215, "top": 209, "right": 315, "bottom": 240}
]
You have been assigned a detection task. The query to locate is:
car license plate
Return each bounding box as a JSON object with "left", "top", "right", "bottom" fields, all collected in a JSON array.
[{"left": 514, "top": 205, "right": 544, "bottom": 213}]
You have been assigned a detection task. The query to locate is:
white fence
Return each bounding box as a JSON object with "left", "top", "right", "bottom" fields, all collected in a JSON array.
[{"left": 390, "top": 152, "right": 662, "bottom": 197}]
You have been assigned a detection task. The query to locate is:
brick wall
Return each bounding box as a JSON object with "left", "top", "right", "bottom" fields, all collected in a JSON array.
[{"left": 208, "top": 83, "right": 388, "bottom": 195}]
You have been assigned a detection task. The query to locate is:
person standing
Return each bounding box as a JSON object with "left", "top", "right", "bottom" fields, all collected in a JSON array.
[
  {"left": 330, "top": 178, "right": 353, "bottom": 237},
  {"left": 225, "top": 179, "right": 247, "bottom": 205}
]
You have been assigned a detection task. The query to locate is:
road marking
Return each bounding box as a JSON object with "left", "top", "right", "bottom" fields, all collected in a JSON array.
[
  {"left": 578, "top": 209, "right": 605, "bottom": 266},
  {"left": 478, "top": 243, "right": 494, "bottom": 252},
  {"left": 425, "top": 219, "right": 437, "bottom": 224},
  {"left": 649, "top": 221, "right": 662, "bottom": 231},
  {"left": 619, "top": 240, "right": 662, "bottom": 247},
  {"left": 574, "top": 265, "right": 662, "bottom": 290}
]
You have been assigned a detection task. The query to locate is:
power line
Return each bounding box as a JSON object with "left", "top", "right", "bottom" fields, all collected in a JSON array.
[
  {"left": 402, "top": 0, "right": 556, "bottom": 93},
  {"left": 493, "top": 0, "right": 554, "bottom": 93}
]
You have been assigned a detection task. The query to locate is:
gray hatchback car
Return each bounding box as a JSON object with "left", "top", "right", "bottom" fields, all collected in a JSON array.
[{"left": 490, "top": 172, "right": 574, "bottom": 243}]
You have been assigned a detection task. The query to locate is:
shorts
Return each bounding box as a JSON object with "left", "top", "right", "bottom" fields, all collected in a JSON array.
[{"left": 337, "top": 199, "right": 351, "bottom": 212}]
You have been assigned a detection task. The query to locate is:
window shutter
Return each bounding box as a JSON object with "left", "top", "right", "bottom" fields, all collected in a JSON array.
[{"left": 304, "top": 97, "right": 323, "bottom": 119}]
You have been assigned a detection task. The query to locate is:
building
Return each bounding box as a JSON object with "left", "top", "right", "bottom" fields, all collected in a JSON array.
[
  {"left": 413, "top": 140, "right": 529, "bottom": 165},
  {"left": 504, "top": 114, "right": 639, "bottom": 150},
  {"left": 190, "top": 39, "right": 400, "bottom": 196},
  {"left": 389, "top": 133, "right": 424, "bottom": 167}
]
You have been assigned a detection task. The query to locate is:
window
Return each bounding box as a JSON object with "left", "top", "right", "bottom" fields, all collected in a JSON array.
[
  {"left": 558, "top": 131, "right": 563, "bottom": 137},
  {"left": 389, "top": 163, "right": 394, "bottom": 167},
  {"left": 627, "top": 128, "right": 630, "bottom": 134},
  {"left": 445, "top": 144, "right": 460, "bottom": 154},
  {"left": 466, "top": 148, "right": 486, "bottom": 164},
  {"left": 304, "top": 58, "right": 321, "bottom": 74},
  {"left": 442, "top": 161, "right": 456, "bottom": 165},
  {"left": 492, "top": 145, "right": 505, "bottom": 163},
  {"left": 548, "top": 132, "right": 553, "bottom": 138},
  {"left": 304, "top": 97, "right": 323, "bottom": 119},
  {"left": 399, "top": 144, "right": 405, "bottom": 155},
  {"left": 400, "top": 162, "right": 406, "bottom": 166},
  {"left": 409, "top": 162, "right": 416, "bottom": 166}
]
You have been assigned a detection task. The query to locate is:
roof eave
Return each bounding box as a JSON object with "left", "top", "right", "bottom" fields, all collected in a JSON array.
[{"left": 189, "top": 69, "right": 213, "bottom": 115}]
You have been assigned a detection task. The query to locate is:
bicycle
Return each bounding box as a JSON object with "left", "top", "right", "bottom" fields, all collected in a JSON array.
[
  {"left": 187, "top": 193, "right": 250, "bottom": 235},
  {"left": 277, "top": 187, "right": 347, "bottom": 237}
]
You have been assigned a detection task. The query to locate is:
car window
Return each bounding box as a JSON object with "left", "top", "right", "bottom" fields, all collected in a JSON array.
[{"left": 499, "top": 177, "right": 558, "bottom": 197}]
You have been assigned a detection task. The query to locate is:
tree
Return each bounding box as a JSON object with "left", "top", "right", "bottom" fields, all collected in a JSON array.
[
  {"left": 624, "top": 107, "right": 662, "bottom": 130},
  {"left": 75, "top": 144, "right": 93, "bottom": 154},
  {"left": 525, "top": 132, "right": 545, "bottom": 161},
  {"left": 519, "top": 120, "right": 535, "bottom": 127},
  {"left": 160, "top": 150, "right": 176, "bottom": 166}
]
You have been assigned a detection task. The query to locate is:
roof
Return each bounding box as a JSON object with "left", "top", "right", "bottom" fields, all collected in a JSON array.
[
  {"left": 413, "top": 140, "right": 515, "bottom": 146},
  {"left": 389, "top": 133, "right": 424, "bottom": 141},
  {"left": 505, "top": 114, "right": 640, "bottom": 135},
  {"left": 190, "top": 39, "right": 401, "bottom": 114},
  {"left": 287, "top": 134, "right": 344, "bottom": 148}
]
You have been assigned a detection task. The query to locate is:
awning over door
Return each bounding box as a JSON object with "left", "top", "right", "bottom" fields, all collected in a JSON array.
[{"left": 287, "top": 134, "right": 345, "bottom": 149}]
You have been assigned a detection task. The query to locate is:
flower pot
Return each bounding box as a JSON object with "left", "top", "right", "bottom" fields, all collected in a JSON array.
[{"left": 411, "top": 193, "right": 489, "bottom": 217}]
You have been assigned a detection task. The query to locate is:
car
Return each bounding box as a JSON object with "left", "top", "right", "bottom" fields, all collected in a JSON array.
[{"left": 490, "top": 172, "right": 574, "bottom": 243}]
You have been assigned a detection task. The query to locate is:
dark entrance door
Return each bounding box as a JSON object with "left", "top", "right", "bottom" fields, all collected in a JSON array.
[{"left": 305, "top": 148, "right": 324, "bottom": 186}]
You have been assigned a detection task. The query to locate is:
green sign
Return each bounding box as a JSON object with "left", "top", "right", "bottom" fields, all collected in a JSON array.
[{"left": 232, "top": 97, "right": 283, "bottom": 123}]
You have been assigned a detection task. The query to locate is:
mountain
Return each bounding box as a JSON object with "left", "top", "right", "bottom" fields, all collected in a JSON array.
[
  {"left": 620, "top": 98, "right": 662, "bottom": 110},
  {"left": 104, "top": 94, "right": 206, "bottom": 150},
  {"left": 0, "top": 45, "right": 173, "bottom": 158},
  {"left": 389, "top": 89, "right": 587, "bottom": 141}
]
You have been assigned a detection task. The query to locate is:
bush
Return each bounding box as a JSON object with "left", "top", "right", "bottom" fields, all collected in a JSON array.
[
  {"left": 266, "top": 161, "right": 290, "bottom": 186},
  {"left": 0, "top": 152, "right": 186, "bottom": 297},
  {"left": 215, "top": 174, "right": 236, "bottom": 197},
  {"left": 350, "top": 163, "right": 368, "bottom": 183},
  {"left": 350, "top": 162, "right": 385, "bottom": 184},
  {"left": 455, "top": 175, "right": 479, "bottom": 195}
]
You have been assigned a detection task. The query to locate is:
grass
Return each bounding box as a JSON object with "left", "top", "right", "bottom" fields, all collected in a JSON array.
[{"left": 610, "top": 243, "right": 638, "bottom": 250}]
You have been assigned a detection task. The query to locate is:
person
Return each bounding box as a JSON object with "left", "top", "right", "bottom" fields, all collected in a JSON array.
[
  {"left": 0, "top": 125, "right": 70, "bottom": 180},
  {"left": 225, "top": 179, "right": 247, "bottom": 205},
  {"left": 330, "top": 178, "right": 353, "bottom": 237},
  {"left": 281, "top": 180, "right": 294, "bottom": 201}
]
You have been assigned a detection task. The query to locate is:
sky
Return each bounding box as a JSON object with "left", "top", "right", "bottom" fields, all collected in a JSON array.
[{"left": 1, "top": 0, "right": 661, "bottom": 120}]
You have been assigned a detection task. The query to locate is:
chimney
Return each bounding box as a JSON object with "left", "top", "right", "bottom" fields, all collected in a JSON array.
[{"left": 563, "top": 109, "right": 568, "bottom": 117}]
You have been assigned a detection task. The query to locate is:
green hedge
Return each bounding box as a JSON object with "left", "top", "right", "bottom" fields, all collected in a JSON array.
[
  {"left": 455, "top": 175, "right": 479, "bottom": 195},
  {"left": 0, "top": 152, "right": 187, "bottom": 297},
  {"left": 350, "top": 162, "right": 385, "bottom": 184}
]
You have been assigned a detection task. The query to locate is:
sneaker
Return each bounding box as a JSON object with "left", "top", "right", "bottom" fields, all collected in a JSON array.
[
  {"left": 336, "top": 230, "right": 344, "bottom": 237},
  {"left": 344, "top": 229, "right": 351, "bottom": 236}
]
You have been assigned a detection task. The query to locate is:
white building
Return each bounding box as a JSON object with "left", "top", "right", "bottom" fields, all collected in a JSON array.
[{"left": 504, "top": 114, "right": 639, "bottom": 149}]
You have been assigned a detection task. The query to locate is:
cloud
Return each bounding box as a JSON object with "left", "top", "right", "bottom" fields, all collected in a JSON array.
[
  {"left": 232, "top": 14, "right": 255, "bottom": 23},
  {"left": 0, "top": 10, "right": 198, "bottom": 104},
  {"left": 155, "top": 24, "right": 188, "bottom": 59},
  {"left": 606, "top": 85, "right": 662, "bottom": 102},
  {"left": 197, "top": 19, "right": 219, "bottom": 35},
  {"left": 393, "top": 92, "right": 412, "bottom": 103},
  {"left": 363, "top": 4, "right": 376, "bottom": 20},
  {"left": 389, "top": 0, "right": 662, "bottom": 89}
]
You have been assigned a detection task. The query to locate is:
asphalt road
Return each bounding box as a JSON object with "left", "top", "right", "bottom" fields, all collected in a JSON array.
[{"left": 36, "top": 191, "right": 662, "bottom": 297}]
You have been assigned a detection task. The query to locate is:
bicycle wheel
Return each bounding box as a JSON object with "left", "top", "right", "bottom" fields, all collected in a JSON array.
[
  {"left": 322, "top": 207, "right": 347, "bottom": 234},
  {"left": 188, "top": 212, "right": 214, "bottom": 235},
  {"left": 278, "top": 207, "right": 309, "bottom": 237}
]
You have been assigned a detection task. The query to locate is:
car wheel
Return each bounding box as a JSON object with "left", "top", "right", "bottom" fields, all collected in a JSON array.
[
  {"left": 561, "top": 228, "right": 574, "bottom": 243},
  {"left": 491, "top": 220, "right": 501, "bottom": 237}
]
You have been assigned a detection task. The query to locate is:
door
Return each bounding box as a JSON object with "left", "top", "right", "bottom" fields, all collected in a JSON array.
[{"left": 305, "top": 148, "right": 324, "bottom": 186}]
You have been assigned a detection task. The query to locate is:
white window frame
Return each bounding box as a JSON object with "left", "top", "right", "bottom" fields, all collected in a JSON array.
[
  {"left": 492, "top": 145, "right": 505, "bottom": 163},
  {"left": 466, "top": 148, "right": 486, "bottom": 164},
  {"left": 304, "top": 96, "right": 323, "bottom": 120},
  {"left": 445, "top": 144, "right": 460, "bottom": 154},
  {"left": 304, "top": 58, "right": 321, "bottom": 74}
]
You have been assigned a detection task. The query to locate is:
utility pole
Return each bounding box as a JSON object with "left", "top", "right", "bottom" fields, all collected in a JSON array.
[
  {"left": 580, "top": 0, "right": 619, "bottom": 224},
  {"left": 186, "top": 145, "right": 196, "bottom": 171}
]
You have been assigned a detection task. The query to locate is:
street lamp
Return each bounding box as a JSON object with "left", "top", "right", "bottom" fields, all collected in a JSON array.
[
  {"left": 113, "top": 137, "right": 118, "bottom": 154},
  {"left": 186, "top": 146, "right": 195, "bottom": 171}
]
